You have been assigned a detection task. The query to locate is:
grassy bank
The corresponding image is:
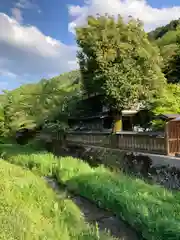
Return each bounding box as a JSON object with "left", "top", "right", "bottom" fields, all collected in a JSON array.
[
  {"left": 0, "top": 158, "right": 116, "bottom": 240},
  {"left": 1, "top": 143, "right": 180, "bottom": 239},
  {"left": 56, "top": 157, "right": 180, "bottom": 240}
]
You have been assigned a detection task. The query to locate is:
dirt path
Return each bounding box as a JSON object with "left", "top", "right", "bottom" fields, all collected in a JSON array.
[{"left": 45, "top": 177, "right": 140, "bottom": 240}]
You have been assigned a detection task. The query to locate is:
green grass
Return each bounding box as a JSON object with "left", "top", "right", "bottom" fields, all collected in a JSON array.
[
  {"left": 0, "top": 158, "right": 116, "bottom": 240},
  {"left": 1, "top": 143, "right": 180, "bottom": 239},
  {"left": 55, "top": 157, "right": 180, "bottom": 240}
]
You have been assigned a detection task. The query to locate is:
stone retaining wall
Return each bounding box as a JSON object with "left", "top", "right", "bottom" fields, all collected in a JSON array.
[{"left": 63, "top": 143, "right": 180, "bottom": 190}]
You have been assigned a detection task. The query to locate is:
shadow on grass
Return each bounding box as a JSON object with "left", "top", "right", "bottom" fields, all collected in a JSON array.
[{"left": 0, "top": 143, "right": 43, "bottom": 159}]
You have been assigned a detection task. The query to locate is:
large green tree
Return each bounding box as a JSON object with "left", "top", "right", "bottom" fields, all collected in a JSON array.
[{"left": 76, "top": 15, "right": 166, "bottom": 130}]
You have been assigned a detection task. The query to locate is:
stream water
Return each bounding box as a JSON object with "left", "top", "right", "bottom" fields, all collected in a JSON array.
[{"left": 45, "top": 177, "right": 140, "bottom": 240}]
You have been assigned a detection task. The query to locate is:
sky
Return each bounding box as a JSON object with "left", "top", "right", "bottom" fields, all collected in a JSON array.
[{"left": 0, "top": 0, "right": 180, "bottom": 91}]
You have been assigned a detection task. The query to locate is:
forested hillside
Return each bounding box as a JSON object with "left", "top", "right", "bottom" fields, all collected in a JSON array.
[
  {"left": 1, "top": 17, "right": 180, "bottom": 137},
  {"left": 148, "top": 19, "right": 180, "bottom": 41},
  {"left": 148, "top": 19, "right": 180, "bottom": 84},
  {"left": 0, "top": 70, "right": 82, "bottom": 137}
]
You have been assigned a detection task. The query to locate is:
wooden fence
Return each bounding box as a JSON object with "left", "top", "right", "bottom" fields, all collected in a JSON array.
[
  {"left": 36, "top": 119, "right": 180, "bottom": 156},
  {"left": 166, "top": 120, "right": 180, "bottom": 156},
  {"left": 66, "top": 131, "right": 166, "bottom": 155}
]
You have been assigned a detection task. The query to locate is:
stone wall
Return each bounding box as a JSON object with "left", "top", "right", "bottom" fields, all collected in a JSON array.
[
  {"left": 62, "top": 143, "right": 180, "bottom": 190},
  {"left": 47, "top": 137, "right": 180, "bottom": 190}
]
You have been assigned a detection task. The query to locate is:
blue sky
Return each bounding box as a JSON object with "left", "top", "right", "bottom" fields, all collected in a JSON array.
[
  {"left": 0, "top": 0, "right": 180, "bottom": 92},
  {"left": 0, "top": 0, "right": 80, "bottom": 44},
  {"left": 148, "top": 0, "right": 180, "bottom": 8}
]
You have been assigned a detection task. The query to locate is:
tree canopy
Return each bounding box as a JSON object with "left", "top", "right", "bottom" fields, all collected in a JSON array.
[
  {"left": 151, "top": 84, "right": 180, "bottom": 115},
  {"left": 76, "top": 15, "right": 166, "bottom": 111},
  {"left": 149, "top": 21, "right": 180, "bottom": 83},
  {"left": 162, "top": 40, "right": 180, "bottom": 84}
]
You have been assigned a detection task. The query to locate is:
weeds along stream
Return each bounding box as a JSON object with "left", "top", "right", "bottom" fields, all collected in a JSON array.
[{"left": 45, "top": 177, "right": 140, "bottom": 240}]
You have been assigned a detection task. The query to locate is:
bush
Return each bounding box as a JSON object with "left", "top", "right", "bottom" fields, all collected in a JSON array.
[
  {"left": 26, "top": 138, "right": 45, "bottom": 150},
  {"left": 6, "top": 152, "right": 57, "bottom": 176}
]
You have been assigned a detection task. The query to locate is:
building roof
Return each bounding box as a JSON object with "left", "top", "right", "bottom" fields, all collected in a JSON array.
[
  {"left": 170, "top": 116, "right": 180, "bottom": 122},
  {"left": 122, "top": 110, "right": 138, "bottom": 116},
  {"left": 158, "top": 114, "right": 180, "bottom": 120}
]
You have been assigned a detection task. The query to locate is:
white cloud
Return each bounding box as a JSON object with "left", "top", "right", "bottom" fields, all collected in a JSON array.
[
  {"left": 15, "top": 0, "right": 38, "bottom": 10},
  {"left": 15, "top": 0, "right": 42, "bottom": 14},
  {"left": 68, "top": 5, "right": 85, "bottom": 17},
  {"left": 11, "top": 8, "right": 23, "bottom": 23},
  {"left": 0, "top": 13, "right": 77, "bottom": 80},
  {"left": 68, "top": 0, "right": 180, "bottom": 33},
  {"left": 0, "top": 70, "right": 17, "bottom": 78}
]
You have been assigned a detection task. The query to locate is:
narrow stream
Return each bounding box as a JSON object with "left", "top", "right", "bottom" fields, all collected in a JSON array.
[{"left": 45, "top": 177, "right": 140, "bottom": 240}]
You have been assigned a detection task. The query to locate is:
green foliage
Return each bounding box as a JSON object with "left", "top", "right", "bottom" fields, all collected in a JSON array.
[
  {"left": 151, "top": 119, "right": 166, "bottom": 131},
  {"left": 42, "top": 120, "right": 69, "bottom": 136},
  {"left": 163, "top": 42, "right": 180, "bottom": 83},
  {"left": 0, "top": 160, "right": 66, "bottom": 240},
  {"left": 0, "top": 106, "right": 8, "bottom": 137},
  {"left": 0, "top": 160, "right": 103, "bottom": 240},
  {"left": 56, "top": 157, "right": 180, "bottom": 240},
  {"left": 148, "top": 19, "right": 180, "bottom": 41},
  {"left": 160, "top": 43, "right": 178, "bottom": 69},
  {"left": 151, "top": 84, "right": 180, "bottom": 115},
  {"left": 0, "top": 144, "right": 119, "bottom": 240},
  {"left": 2, "top": 143, "right": 180, "bottom": 240},
  {"left": 156, "top": 29, "right": 180, "bottom": 47},
  {"left": 149, "top": 21, "right": 180, "bottom": 84},
  {"left": 0, "top": 71, "right": 81, "bottom": 137},
  {"left": 76, "top": 15, "right": 165, "bottom": 111}
]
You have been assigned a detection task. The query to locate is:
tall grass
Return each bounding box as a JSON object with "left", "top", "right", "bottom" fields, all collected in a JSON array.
[
  {"left": 1, "top": 143, "right": 180, "bottom": 239},
  {"left": 0, "top": 158, "right": 116, "bottom": 240}
]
